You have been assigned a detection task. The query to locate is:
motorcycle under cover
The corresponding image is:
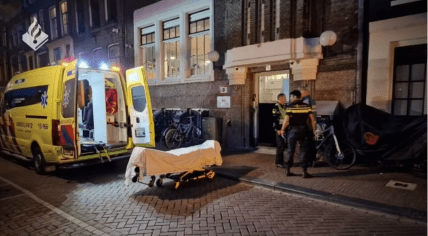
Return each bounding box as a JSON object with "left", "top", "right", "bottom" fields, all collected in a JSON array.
[{"left": 336, "top": 104, "right": 427, "bottom": 161}]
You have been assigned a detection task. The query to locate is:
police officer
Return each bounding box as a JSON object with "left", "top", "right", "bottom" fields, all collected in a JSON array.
[
  {"left": 280, "top": 90, "right": 316, "bottom": 178},
  {"left": 272, "top": 93, "right": 287, "bottom": 168},
  {"left": 300, "top": 87, "right": 317, "bottom": 167}
]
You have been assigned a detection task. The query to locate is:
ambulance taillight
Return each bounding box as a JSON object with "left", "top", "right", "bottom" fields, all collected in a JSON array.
[{"left": 52, "top": 119, "right": 61, "bottom": 146}]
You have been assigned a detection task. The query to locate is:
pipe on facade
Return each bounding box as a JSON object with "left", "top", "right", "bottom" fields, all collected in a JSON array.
[{"left": 356, "top": 0, "right": 365, "bottom": 104}]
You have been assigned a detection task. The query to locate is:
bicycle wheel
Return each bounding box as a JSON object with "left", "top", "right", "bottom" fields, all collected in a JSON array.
[
  {"left": 164, "top": 128, "right": 182, "bottom": 150},
  {"left": 324, "top": 140, "right": 356, "bottom": 170}
]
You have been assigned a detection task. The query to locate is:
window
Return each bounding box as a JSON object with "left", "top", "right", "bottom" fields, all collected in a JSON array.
[
  {"left": 11, "top": 56, "right": 18, "bottom": 75},
  {"left": 108, "top": 44, "right": 120, "bottom": 65},
  {"left": 12, "top": 26, "right": 17, "bottom": 46},
  {"left": 245, "top": 1, "right": 251, "bottom": 45},
  {"left": 4, "top": 86, "right": 49, "bottom": 110},
  {"left": 53, "top": 47, "right": 62, "bottom": 64},
  {"left": 20, "top": 55, "right": 27, "bottom": 72},
  {"left": 60, "top": 1, "right": 69, "bottom": 35},
  {"left": 90, "top": 0, "right": 101, "bottom": 28},
  {"left": 39, "top": 10, "right": 45, "bottom": 32},
  {"left": 76, "top": 0, "right": 85, "bottom": 33},
  {"left": 92, "top": 47, "right": 103, "bottom": 61},
  {"left": 140, "top": 26, "right": 156, "bottom": 80},
  {"left": 105, "top": 0, "right": 117, "bottom": 22},
  {"left": 189, "top": 10, "right": 210, "bottom": 75},
  {"left": 62, "top": 79, "right": 76, "bottom": 118},
  {"left": 163, "top": 19, "right": 180, "bottom": 78},
  {"left": 2, "top": 26, "right": 6, "bottom": 47},
  {"left": 392, "top": 44, "right": 427, "bottom": 116},
  {"left": 131, "top": 86, "right": 147, "bottom": 112},
  {"left": 50, "top": 6, "right": 58, "bottom": 39},
  {"left": 29, "top": 56, "right": 34, "bottom": 70},
  {"left": 259, "top": 0, "right": 265, "bottom": 43},
  {"left": 38, "top": 52, "right": 49, "bottom": 67},
  {"left": 274, "top": 0, "right": 280, "bottom": 40}
]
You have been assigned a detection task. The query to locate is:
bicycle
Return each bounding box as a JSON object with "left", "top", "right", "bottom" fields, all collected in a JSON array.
[
  {"left": 314, "top": 123, "right": 357, "bottom": 170},
  {"left": 163, "top": 114, "right": 203, "bottom": 150}
]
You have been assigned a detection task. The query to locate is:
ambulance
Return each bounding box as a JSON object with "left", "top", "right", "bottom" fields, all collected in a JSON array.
[{"left": 0, "top": 60, "right": 155, "bottom": 174}]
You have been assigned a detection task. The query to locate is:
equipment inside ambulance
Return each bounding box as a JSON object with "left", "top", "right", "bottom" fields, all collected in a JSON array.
[{"left": 0, "top": 61, "right": 155, "bottom": 174}]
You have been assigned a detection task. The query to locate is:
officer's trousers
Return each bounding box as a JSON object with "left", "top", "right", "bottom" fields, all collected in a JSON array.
[
  {"left": 275, "top": 134, "right": 286, "bottom": 165},
  {"left": 285, "top": 127, "right": 309, "bottom": 169}
]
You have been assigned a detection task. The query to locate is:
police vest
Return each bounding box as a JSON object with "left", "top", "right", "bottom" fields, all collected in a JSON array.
[
  {"left": 286, "top": 103, "right": 312, "bottom": 126},
  {"left": 274, "top": 103, "right": 287, "bottom": 124}
]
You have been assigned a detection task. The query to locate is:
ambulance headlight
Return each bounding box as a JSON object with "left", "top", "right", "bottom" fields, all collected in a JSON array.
[
  {"left": 79, "top": 61, "right": 89, "bottom": 68},
  {"left": 100, "top": 63, "right": 109, "bottom": 70}
]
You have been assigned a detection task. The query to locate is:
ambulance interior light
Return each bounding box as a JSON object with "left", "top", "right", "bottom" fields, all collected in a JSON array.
[
  {"left": 79, "top": 61, "right": 89, "bottom": 68},
  {"left": 100, "top": 63, "right": 109, "bottom": 70}
]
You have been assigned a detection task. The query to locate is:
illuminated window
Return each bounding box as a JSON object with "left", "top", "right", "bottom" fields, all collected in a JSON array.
[
  {"left": 189, "top": 10, "right": 210, "bottom": 75},
  {"left": 50, "top": 6, "right": 58, "bottom": 39},
  {"left": 60, "top": 1, "right": 69, "bottom": 35},
  {"left": 163, "top": 19, "right": 180, "bottom": 78},
  {"left": 141, "top": 25, "right": 156, "bottom": 80}
]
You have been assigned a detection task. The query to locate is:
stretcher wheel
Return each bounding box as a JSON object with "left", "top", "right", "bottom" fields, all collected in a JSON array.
[
  {"left": 148, "top": 176, "right": 156, "bottom": 187},
  {"left": 156, "top": 178, "right": 163, "bottom": 187},
  {"left": 132, "top": 175, "right": 139, "bottom": 183}
]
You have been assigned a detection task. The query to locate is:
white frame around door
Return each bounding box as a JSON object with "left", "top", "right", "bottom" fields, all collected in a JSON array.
[{"left": 253, "top": 70, "right": 289, "bottom": 145}]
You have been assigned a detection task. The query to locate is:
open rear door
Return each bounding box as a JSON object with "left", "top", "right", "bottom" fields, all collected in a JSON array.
[
  {"left": 125, "top": 67, "right": 155, "bottom": 147},
  {"left": 59, "top": 62, "right": 80, "bottom": 158}
]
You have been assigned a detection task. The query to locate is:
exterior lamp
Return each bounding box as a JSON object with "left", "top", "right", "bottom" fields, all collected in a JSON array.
[
  {"left": 208, "top": 50, "right": 219, "bottom": 62},
  {"left": 319, "top": 31, "right": 337, "bottom": 46},
  {"left": 100, "top": 63, "right": 109, "bottom": 70}
]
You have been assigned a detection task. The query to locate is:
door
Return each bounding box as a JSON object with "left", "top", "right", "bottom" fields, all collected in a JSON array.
[
  {"left": 125, "top": 66, "right": 155, "bottom": 147},
  {"left": 254, "top": 71, "right": 290, "bottom": 146},
  {"left": 59, "top": 63, "right": 80, "bottom": 158}
]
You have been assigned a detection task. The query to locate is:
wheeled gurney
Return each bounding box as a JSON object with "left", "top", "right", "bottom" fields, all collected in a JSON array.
[{"left": 125, "top": 140, "right": 222, "bottom": 189}]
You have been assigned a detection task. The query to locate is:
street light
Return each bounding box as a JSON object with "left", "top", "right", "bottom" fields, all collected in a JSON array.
[
  {"left": 319, "top": 31, "right": 337, "bottom": 46},
  {"left": 208, "top": 50, "right": 219, "bottom": 62}
]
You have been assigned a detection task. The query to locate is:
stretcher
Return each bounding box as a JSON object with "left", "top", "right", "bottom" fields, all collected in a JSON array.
[{"left": 125, "top": 140, "right": 222, "bottom": 189}]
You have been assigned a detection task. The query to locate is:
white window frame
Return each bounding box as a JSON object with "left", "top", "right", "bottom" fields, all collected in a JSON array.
[
  {"left": 247, "top": 2, "right": 251, "bottom": 45},
  {"left": 260, "top": 1, "right": 265, "bottom": 43},
  {"left": 275, "top": 0, "right": 280, "bottom": 40},
  {"left": 133, "top": 0, "right": 214, "bottom": 85},
  {"left": 189, "top": 10, "right": 210, "bottom": 77},
  {"left": 59, "top": 0, "right": 69, "bottom": 36},
  {"left": 140, "top": 25, "right": 156, "bottom": 80}
]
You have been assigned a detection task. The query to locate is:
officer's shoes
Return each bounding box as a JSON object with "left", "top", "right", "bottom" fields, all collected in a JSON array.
[
  {"left": 302, "top": 169, "right": 313, "bottom": 178},
  {"left": 285, "top": 167, "right": 296, "bottom": 176},
  {"left": 276, "top": 164, "right": 286, "bottom": 168}
]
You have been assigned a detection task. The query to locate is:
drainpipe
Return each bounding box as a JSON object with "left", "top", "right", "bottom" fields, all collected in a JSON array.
[{"left": 356, "top": 0, "right": 365, "bottom": 104}]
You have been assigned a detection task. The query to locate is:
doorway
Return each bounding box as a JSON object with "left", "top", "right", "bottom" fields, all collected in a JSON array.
[{"left": 253, "top": 71, "right": 290, "bottom": 146}]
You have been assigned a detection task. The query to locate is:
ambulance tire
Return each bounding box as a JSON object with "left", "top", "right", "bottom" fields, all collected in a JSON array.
[{"left": 33, "top": 146, "right": 46, "bottom": 175}]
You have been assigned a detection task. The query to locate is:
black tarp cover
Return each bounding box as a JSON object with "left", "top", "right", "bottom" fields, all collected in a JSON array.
[{"left": 335, "top": 104, "right": 427, "bottom": 161}]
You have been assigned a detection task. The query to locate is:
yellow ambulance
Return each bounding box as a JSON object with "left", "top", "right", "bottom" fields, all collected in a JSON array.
[{"left": 0, "top": 60, "right": 155, "bottom": 174}]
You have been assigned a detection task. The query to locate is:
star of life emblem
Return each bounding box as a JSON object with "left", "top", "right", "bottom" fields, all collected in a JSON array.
[
  {"left": 63, "top": 89, "right": 70, "bottom": 108},
  {"left": 41, "top": 91, "right": 48, "bottom": 109},
  {"left": 22, "top": 17, "right": 48, "bottom": 51}
]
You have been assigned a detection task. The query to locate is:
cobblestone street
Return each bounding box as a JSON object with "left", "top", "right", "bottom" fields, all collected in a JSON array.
[{"left": 0, "top": 155, "right": 426, "bottom": 236}]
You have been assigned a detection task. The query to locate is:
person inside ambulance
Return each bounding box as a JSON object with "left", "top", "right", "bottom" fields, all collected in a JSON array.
[{"left": 82, "top": 87, "right": 94, "bottom": 137}]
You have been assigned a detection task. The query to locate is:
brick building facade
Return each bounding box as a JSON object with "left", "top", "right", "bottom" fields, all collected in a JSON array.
[{"left": 134, "top": 0, "right": 359, "bottom": 149}]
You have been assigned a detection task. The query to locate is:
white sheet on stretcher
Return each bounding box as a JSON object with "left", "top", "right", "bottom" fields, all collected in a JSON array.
[{"left": 125, "top": 140, "right": 222, "bottom": 186}]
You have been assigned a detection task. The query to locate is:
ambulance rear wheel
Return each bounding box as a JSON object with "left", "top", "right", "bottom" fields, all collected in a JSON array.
[{"left": 33, "top": 147, "right": 46, "bottom": 175}]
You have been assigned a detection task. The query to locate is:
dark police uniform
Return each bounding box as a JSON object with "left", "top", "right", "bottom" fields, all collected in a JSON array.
[
  {"left": 284, "top": 100, "right": 312, "bottom": 169},
  {"left": 272, "top": 102, "right": 287, "bottom": 165}
]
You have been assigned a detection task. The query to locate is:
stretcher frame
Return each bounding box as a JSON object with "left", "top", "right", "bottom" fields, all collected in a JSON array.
[{"left": 131, "top": 166, "right": 216, "bottom": 189}]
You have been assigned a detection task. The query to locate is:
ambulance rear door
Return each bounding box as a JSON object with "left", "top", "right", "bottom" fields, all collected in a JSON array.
[
  {"left": 59, "top": 63, "right": 80, "bottom": 158},
  {"left": 125, "top": 67, "right": 155, "bottom": 147}
]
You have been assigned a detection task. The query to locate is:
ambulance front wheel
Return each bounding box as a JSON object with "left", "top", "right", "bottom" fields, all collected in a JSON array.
[
  {"left": 33, "top": 147, "right": 46, "bottom": 175},
  {"left": 156, "top": 178, "right": 163, "bottom": 187}
]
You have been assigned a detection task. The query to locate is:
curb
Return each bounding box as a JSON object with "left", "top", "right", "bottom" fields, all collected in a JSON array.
[{"left": 215, "top": 169, "right": 427, "bottom": 223}]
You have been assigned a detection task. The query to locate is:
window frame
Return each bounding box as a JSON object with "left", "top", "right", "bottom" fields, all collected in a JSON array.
[
  {"left": 59, "top": 0, "right": 69, "bottom": 36},
  {"left": 189, "top": 13, "right": 211, "bottom": 76},
  {"left": 49, "top": 6, "right": 58, "bottom": 39},
  {"left": 108, "top": 43, "right": 121, "bottom": 66},
  {"left": 39, "top": 9, "right": 45, "bottom": 32}
]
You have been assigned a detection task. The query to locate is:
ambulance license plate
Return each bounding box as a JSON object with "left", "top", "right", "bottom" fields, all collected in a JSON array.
[{"left": 135, "top": 128, "right": 145, "bottom": 137}]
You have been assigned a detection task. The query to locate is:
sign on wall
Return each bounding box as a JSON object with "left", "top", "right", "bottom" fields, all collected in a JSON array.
[{"left": 217, "top": 96, "right": 230, "bottom": 108}]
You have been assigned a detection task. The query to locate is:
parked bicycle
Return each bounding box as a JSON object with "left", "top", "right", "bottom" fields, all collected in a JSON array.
[
  {"left": 315, "top": 123, "right": 357, "bottom": 170},
  {"left": 162, "top": 114, "right": 203, "bottom": 150}
]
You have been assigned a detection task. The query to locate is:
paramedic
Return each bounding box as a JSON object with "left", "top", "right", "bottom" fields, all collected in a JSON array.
[
  {"left": 300, "top": 87, "right": 317, "bottom": 166},
  {"left": 280, "top": 90, "right": 316, "bottom": 178},
  {"left": 272, "top": 93, "right": 287, "bottom": 168},
  {"left": 82, "top": 88, "right": 94, "bottom": 130}
]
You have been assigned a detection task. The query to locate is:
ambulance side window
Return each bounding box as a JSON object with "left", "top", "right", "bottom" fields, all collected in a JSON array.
[
  {"left": 62, "top": 79, "right": 76, "bottom": 118},
  {"left": 3, "top": 86, "right": 48, "bottom": 110},
  {"left": 131, "top": 86, "right": 146, "bottom": 112}
]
